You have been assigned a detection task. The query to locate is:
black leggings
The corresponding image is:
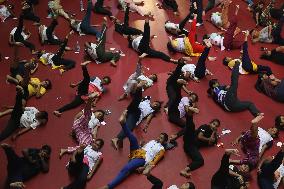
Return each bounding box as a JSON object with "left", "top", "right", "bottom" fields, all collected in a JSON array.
[
  {"left": 115, "top": 6, "right": 143, "bottom": 36},
  {"left": 14, "top": 16, "right": 35, "bottom": 52},
  {"left": 189, "top": 0, "right": 203, "bottom": 23},
  {"left": 224, "top": 63, "right": 260, "bottom": 117},
  {"left": 57, "top": 66, "right": 90, "bottom": 113},
  {"left": 242, "top": 42, "right": 272, "bottom": 75},
  {"left": 162, "top": 0, "right": 178, "bottom": 12},
  {"left": 52, "top": 39, "right": 75, "bottom": 70},
  {"left": 138, "top": 22, "right": 171, "bottom": 62},
  {"left": 64, "top": 164, "right": 89, "bottom": 189},
  {"left": 93, "top": 0, "right": 112, "bottom": 17},
  {"left": 0, "top": 93, "right": 23, "bottom": 141},
  {"left": 147, "top": 175, "right": 163, "bottom": 189},
  {"left": 22, "top": 8, "right": 40, "bottom": 23},
  {"left": 46, "top": 19, "right": 62, "bottom": 45},
  {"left": 194, "top": 47, "right": 210, "bottom": 79},
  {"left": 178, "top": 12, "right": 192, "bottom": 35},
  {"left": 205, "top": 0, "right": 215, "bottom": 13}
]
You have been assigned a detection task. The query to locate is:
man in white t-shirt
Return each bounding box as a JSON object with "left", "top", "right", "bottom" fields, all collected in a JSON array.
[{"left": 164, "top": 12, "right": 191, "bottom": 36}]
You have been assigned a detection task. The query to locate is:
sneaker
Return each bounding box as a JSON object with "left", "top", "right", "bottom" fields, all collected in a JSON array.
[
  {"left": 188, "top": 19, "right": 193, "bottom": 23},
  {"left": 196, "top": 22, "right": 203, "bottom": 27}
]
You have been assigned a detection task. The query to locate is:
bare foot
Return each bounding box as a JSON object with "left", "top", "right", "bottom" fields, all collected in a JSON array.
[
  {"left": 110, "top": 61, "right": 117, "bottom": 67},
  {"left": 180, "top": 168, "right": 191, "bottom": 178},
  {"left": 59, "top": 149, "right": 65, "bottom": 159},
  {"left": 53, "top": 111, "right": 62, "bottom": 117},
  {"left": 119, "top": 110, "right": 128, "bottom": 125},
  {"left": 1, "top": 143, "right": 10, "bottom": 149},
  {"left": 139, "top": 53, "right": 148, "bottom": 59},
  {"left": 118, "top": 93, "right": 127, "bottom": 101},
  {"left": 252, "top": 114, "right": 264, "bottom": 124},
  {"left": 111, "top": 138, "right": 119, "bottom": 150},
  {"left": 81, "top": 61, "right": 91, "bottom": 66}
]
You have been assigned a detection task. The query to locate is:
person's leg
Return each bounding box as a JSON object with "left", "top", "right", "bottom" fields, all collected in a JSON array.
[
  {"left": 57, "top": 95, "right": 84, "bottom": 113},
  {"left": 205, "top": 0, "right": 215, "bottom": 13},
  {"left": 230, "top": 100, "right": 260, "bottom": 117},
  {"left": 196, "top": 0, "right": 203, "bottom": 24},
  {"left": 194, "top": 47, "right": 210, "bottom": 79},
  {"left": 121, "top": 6, "right": 143, "bottom": 35},
  {"left": 138, "top": 21, "right": 151, "bottom": 53},
  {"left": 22, "top": 10, "right": 40, "bottom": 23},
  {"left": 145, "top": 48, "right": 171, "bottom": 62},
  {"left": 81, "top": 1, "right": 101, "bottom": 38},
  {"left": 147, "top": 175, "right": 163, "bottom": 189},
  {"left": 77, "top": 65, "right": 90, "bottom": 95},
  {"left": 256, "top": 65, "right": 273, "bottom": 76},
  {"left": 221, "top": 2, "right": 230, "bottom": 28},
  {"left": 59, "top": 59, "right": 76, "bottom": 70},
  {"left": 94, "top": 0, "right": 112, "bottom": 16},
  {"left": 272, "top": 16, "right": 284, "bottom": 45},
  {"left": 224, "top": 15, "right": 238, "bottom": 49},
  {"left": 21, "top": 40, "right": 36, "bottom": 53},
  {"left": 46, "top": 19, "right": 62, "bottom": 45},
  {"left": 185, "top": 145, "right": 204, "bottom": 171},
  {"left": 257, "top": 176, "right": 274, "bottom": 189},
  {"left": 179, "top": 12, "right": 192, "bottom": 31},
  {"left": 241, "top": 42, "right": 254, "bottom": 72},
  {"left": 63, "top": 164, "right": 89, "bottom": 189},
  {"left": 107, "top": 158, "right": 145, "bottom": 189},
  {"left": 14, "top": 16, "right": 24, "bottom": 43}
]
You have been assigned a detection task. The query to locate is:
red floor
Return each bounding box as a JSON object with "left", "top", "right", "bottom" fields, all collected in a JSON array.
[{"left": 0, "top": 0, "right": 283, "bottom": 188}]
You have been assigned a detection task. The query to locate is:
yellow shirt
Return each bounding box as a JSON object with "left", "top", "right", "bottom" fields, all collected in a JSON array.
[
  {"left": 228, "top": 59, "right": 258, "bottom": 75},
  {"left": 28, "top": 78, "right": 47, "bottom": 97}
]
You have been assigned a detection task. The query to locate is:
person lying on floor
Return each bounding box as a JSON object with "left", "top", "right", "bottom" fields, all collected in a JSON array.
[
  {"left": 252, "top": 1, "right": 273, "bottom": 27},
  {"left": 1, "top": 143, "right": 51, "bottom": 189},
  {"left": 143, "top": 169, "right": 196, "bottom": 189},
  {"left": 93, "top": 0, "right": 114, "bottom": 19},
  {"left": 21, "top": 0, "right": 40, "bottom": 25},
  {"left": 48, "top": 0, "right": 71, "bottom": 21},
  {"left": 0, "top": 86, "right": 48, "bottom": 141},
  {"left": 275, "top": 115, "right": 284, "bottom": 130},
  {"left": 70, "top": 0, "right": 102, "bottom": 39},
  {"left": 38, "top": 31, "right": 75, "bottom": 74},
  {"left": 207, "top": 62, "right": 263, "bottom": 117},
  {"left": 167, "top": 14, "right": 205, "bottom": 57},
  {"left": 60, "top": 143, "right": 104, "bottom": 189},
  {"left": 113, "top": 4, "right": 143, "bottom": 36},
  {"left": 231, "top": 115, "right": 278, "bottom": 167},
  {"left": 118, "top": 54, "right": 157, "bottom": 101},
  {"left": 118, "top": 0, "right": 152, "bottom": 17},
  {"left": 53, "top": 61, "right": 110, "bottom": 117},
  {"left": 128, "top": 18, "right": 178, "bottom": 63},
  {"left": 257, "top": 143, "right": 284, "bottom": 189},
  {"left": 230, "top": 115, "right": 269, "bottom": 170},
  {"left": 111, "top": 84, "right": 161, "bottom": 150},
  {"left": 260, "top": 46, "right": 284, "bottom": 65},
  {"left": 181, "top": 40, "right": 214, "bottom": 82},
  {"left": 223, "top": 34, "right": 274, "bottom": 76},
  {"left": 0, "top": 3, "right": 15, "bottom": 22},
  {"left": 164, "top": 11, "right": 191, "bottom": 36},
  {"left": 99, "top": 110, "right": 168, "bottom": 189},
  {"left": 211, "top": 149, "right": 251, "bottom": 189},
  {"left": 255, "top": 73, "right": 284, "bottom": 103},
  {"left": 85, "top": 17, "right": 120, "bottom": 67},
  {"left": 9, "top": 15, "right": 37, "bottom": 54}
]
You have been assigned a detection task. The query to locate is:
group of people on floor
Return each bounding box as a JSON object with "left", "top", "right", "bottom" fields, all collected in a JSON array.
[{"left": 0, "top": 0, "right": 284, "bottom": 189}]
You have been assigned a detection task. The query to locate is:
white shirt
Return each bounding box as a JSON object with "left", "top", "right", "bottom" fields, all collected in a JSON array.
[
  {"left": 10, "top": 27, "right": 28, "bottom": 41},
  {"left": 211, "top": 12, "right": 222, "bottom": 27},
  {"left": 178, "top": 97, "right": 190, "bottom": 118},
  {"left": 40, "top": 25, "right": 58, "bottom": 41},
  {"left": 0, "top": 5, "right": 11, "bottom": 22},
  {"left": 142, "top": 140, "right": 164, "bottom": 165},
  {"left": 168, "top": 185, "right": 179, "bottom": 189},
  {"left": 90, "top": 77, "right": 103, "bottom": 92},
  {"left": 182, "top": 64, "right": 196, "bottom": 76},
  {"left": 88, "top": 113, "right": 100, "bottom": 130},
  {"left": 83, "top": 145, "right": 102, "bottom": 173},
  {"left": 132, "top": 36, "right": 143, "bottom": 52},
  {"left": 137, "top": 75, "right": 153, "bottom": 88},
  {"left": 258, "top": 127, "right": 273, "bottom": 153},
  {"left": 209, "top": 33, "right": 224, "bottom": 47},
  {"left": 87, "top": 43, "right": 98, "bottom": 60},
  {"left": 137, "top": 99, "right": 154, "bottom": 125},
  {"left": 20, "top": 107, "right": 40, "bottom": 129},
  {"left": 40, "top": 53, "right": 55, "bottom": 65},
  {"left": 274, "top": 164, "right": 284, "bottom": 188},
  {"left": 173, "top": 38, "right": 185, "bottom": 52},
  {"left": 165, "top": 22, "right": 180, "bottom": 35}
]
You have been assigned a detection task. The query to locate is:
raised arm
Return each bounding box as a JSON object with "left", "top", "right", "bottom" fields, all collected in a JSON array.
[{"left": 87, "top": 156, "right": 103, "bottom": 180}]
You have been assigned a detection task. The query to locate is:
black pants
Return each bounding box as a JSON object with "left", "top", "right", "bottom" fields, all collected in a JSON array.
[
  {"left": 117, "top": 89, "right": 142, "bottom": 140},
  {"left": 96, "top": 25, "right": 120, "bottom": 63},
  {"left": 162, "top": 0, "right": 178, "bottom": 12},
  {"left": 205, "top": 0, "right": 215, "bottom": 13},
  {"left": 194, "top": 47, "right": 210, "bottom": 79},
  {"left": 115, "top": 6, "right": 143, "bottom": 36},
  {"left": 138, "top": 22, "right": 171, "bottom": 62},
  {"left": 52, "top": 39, "right": 75, "bottom": 70},
  {"left": 178, "top": 12, "right": 192, "bottom": 35},
  {"left": 93, "top": 0, "right": 112, "bottom": 17},
  {"left": 64, "top": 164, "right": 89, "bottom": 189},
  {"left": 57, "top": 66, "right": 90, "bottom": 113},
  {"left": 183, "top": 115, "right": 204, "bottom": 171},
  {"left": 0, "top": 93, "right": 23, "bottom": 141},
  {"left": 224, "top": 63, "right": 260, "bottom": 117},
  {"left": 147, "top": 175, "right": 163, "bottom": 189},
  {"left": 22, "top": 8, "right": 40, "bottom": 23},
  {"left": 46, "top": 19, "right": 62, "bottom": 45},
  {"left": 272, "top": 16, "right": 284, "bottom": 45},
  {"left": 270, "top": 3, "right": 284, "bottom": 20},
  {"left": 14, "top": 16, "right": 35, "bottom": 52},
  {"left": 258, "top": 150, "right": 284, "bottom": 189},
  {"left": 242, "top": 42, "right": 272, "bottom": 75},
  {"left": 190, "top": 0, "right": 203, "bottom": 23}
]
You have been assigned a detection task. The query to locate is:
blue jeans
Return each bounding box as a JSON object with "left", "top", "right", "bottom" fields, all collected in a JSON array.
[
  {"left": 108, "top": 123, "right": 145, "bottom": 188},
  {"left": 80, "top": 1, "right": 101, "bottom": 39}
]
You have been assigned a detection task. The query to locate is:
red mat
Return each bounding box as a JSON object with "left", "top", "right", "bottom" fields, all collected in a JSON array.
[{"left": 0, "top": 0, "right": 283, "bottom": 189}]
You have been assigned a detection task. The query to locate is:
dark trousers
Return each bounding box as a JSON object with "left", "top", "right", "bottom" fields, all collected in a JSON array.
[
  {"left": 205, "top": 0, "right": 215, "bottom": 13},
  {"left": 162, "top": 0, "right": 178, "bottom": 12},
  {"left": 57, "top": 66, "right": 90, "bottom": 113},
  {"left": 224, "top": 63, "right": 260, "bottom": 117},
  {"left": 0, "top": 93, "right": 23, "bottom": 141},
  {"left": 272, "top": 16, "right": 284, "bottom": 45},
  {"left": 117, "top": 89, "right": 142, "bottom": 140},
  {"left": 147, "top": 175, "right": 163, "bottom": 189},
  {"left": 224, "top": 16, "right": 242, "bottom": 50},
  {"left": 189, "top": 0, "right": 203, "bottom": 23},
  {"left": 194, "top": 47, "right": 210, "bottom": 79},
  {"left": 52, "top": 39, "right": 75, "bottom": 70},
  {"left": 183, "top": 115, "right": 204, "bottom": 171},
  {"left": 14, "top": 17, "right": 35, "bottom": 52},
  {"left": 178, "top": 12, "right": 192, "bottom": 35},
  {"left": 242, "top": 42, "right": 272, "bottom": 75},
  {"left": 22, "top": 9, "right": 40, "bottom": 23},
  {"left": 115, "top": 6, "right": 143, "bottom": 36},
  {"left": 93, "top": 0, "right": 112, "bottom": 17},
  {"left": 96, "top": 25, "right": 120, "bottom": 63},
  {"left": 46, "top": 19, "right": 62, "bottom": 45},
  {"left": 258, "top": 150, "right": 284, "bottom": 189},
  {"left": 81, "top": 1, "right": 101, "bottom": 39},
  {"left": 138, "top": 22, "right": 171, "bottom": 62},
  {"left": 64, "top": 164, "right": 89, "bottom": 189},
  {"left": 270, "top": 4, "right": 284, "bottom": 20}
]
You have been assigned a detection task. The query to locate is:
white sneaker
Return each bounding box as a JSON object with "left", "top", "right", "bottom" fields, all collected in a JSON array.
[
  {"left": 196, "top": 23, "right": 203, "bottom": 27},
  {"left": 188, "top": 19, "right": 193, "bottom": 23}
]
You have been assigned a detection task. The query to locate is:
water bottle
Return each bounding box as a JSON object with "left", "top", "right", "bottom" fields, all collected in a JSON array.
[
  {"left": 80, "top": 0, "right": 84, "bottom": 12},
  {"left": 75, "top": 41, "right": 80, "bottom": 53}
]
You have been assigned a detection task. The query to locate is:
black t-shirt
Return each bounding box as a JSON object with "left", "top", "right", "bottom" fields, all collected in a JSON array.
[
  {"left": 21, "top": 148, "right": 43, "bottom": 180},
  {"left": 195, "top": 124, "right": 216, "bottom": 146}
]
